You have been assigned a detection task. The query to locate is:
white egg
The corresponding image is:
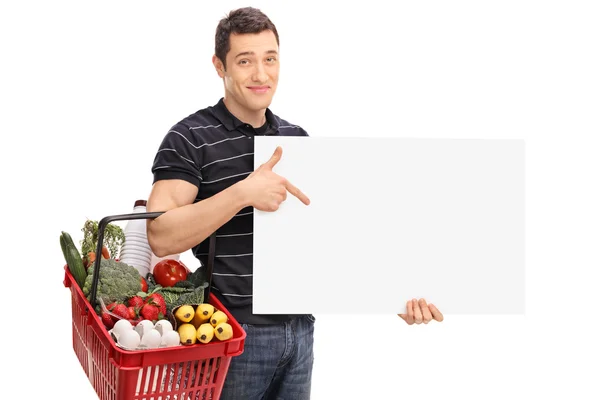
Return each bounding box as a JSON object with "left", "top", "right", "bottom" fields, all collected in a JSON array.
[
  {"left": 160, "top": 330, "right": 180, "bottom": 347},
  {"left": 154, "top": 320, "right": 173, "bottom": 336},
  {"left": 135, "top": 319, "right": 155, "bottom": 338},
  {"left": 112, "top": 319, "right": 133, "bottom": 340},
  {"left": 118, "top": 329, "right": 141, "bottom": 350},
  {"left": 140, "top": 329, "right": 162, "bottom": 349}
]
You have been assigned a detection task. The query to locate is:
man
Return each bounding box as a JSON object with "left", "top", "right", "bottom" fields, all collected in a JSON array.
[{"left": 146, "top": 7, "right": 443, "bottom": 399}]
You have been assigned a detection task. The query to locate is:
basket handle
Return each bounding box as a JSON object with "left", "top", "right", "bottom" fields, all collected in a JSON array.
[
  {"left": 89, "top": 212, "right": 217, "bottom": 309},
  {"left": 89, "top": 212, "right": 163, "bottom": 308}
]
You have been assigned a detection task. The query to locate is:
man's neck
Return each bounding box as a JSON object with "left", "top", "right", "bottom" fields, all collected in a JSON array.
[{"left": 223, "top": 97, "right": 266, "bottom": 128}]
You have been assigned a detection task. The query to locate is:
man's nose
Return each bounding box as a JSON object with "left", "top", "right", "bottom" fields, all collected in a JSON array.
[{"left": 252, "top": 64, "right": 268, "bottom": 83}]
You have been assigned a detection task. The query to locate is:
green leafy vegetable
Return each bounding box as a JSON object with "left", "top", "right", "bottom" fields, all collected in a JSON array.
[
  {"left": 171, "top": 284, "right": 208, "bottom": 310},
  {"left": 174, "top": 280, "right": 195, "bottom": 289},
  {"left": 81, "top": 219, "right": 125, "bottom": 260},
  {"left": 185, "top": 266, "right": 206, "bottom": 287},
  {"left": 149, "top": 281, "right": 209, "bottom": 313}
]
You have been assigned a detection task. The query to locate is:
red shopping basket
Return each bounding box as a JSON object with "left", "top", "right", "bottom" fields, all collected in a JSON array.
[{"left": 63, "top": 211, "right": 246, "bottom": 400}]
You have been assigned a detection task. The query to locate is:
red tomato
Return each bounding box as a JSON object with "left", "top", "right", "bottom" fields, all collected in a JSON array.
[
  {"left": 153, "top": 259, "right": 188, "bottom": 287},
  {"left": 140, "top": 276, "right": 148, "bottom": 292}
]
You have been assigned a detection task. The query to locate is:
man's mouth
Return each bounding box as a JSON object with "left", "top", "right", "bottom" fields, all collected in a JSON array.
[{"left": 247, "top": 85, "right": 270, "bottom": 94}]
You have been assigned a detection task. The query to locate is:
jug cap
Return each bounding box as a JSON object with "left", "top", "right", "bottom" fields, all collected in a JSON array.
[{"left": 134, "top": 199, "right": 147, "bottom": 208}]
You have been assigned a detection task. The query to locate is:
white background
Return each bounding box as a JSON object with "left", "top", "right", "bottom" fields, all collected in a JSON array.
[{"left": 1, "top": 0, "right": 599, "bottom": 399}]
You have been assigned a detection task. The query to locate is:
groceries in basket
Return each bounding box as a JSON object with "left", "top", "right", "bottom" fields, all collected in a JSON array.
[
  {"left": 59, "top": 217, "right": 229, "bottom": 351},
  {"left": 172, "top": 303, "right": 234, "bottom": 345},
  {"left": 80, "top": 218, "right": 125, "bottom": 270},
  {"left": 109, "top": 317, "right": 181, "bottom": 350}
]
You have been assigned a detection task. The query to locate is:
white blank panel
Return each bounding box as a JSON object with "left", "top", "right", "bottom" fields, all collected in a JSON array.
[{"left": 253, "top": 137, "right": 524, "bottom": 315}]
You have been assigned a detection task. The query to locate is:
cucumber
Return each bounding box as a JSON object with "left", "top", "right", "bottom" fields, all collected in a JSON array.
[{"left": 60, "top": 231, "right": 87, "bottom": 288}]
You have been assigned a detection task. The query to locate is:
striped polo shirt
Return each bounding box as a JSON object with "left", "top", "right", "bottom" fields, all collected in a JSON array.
[{"left": 151, "top": 97, "right": 308, "bottom": 324}]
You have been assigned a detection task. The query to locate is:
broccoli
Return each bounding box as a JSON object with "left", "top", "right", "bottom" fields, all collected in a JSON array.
[{"left": 83, "top": 258, "right": 142, "bottom": 304}]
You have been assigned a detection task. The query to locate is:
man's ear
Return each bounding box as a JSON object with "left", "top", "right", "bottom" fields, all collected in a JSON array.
[{"left": 212, "top": 55, "right": 225, "bottom": 78}]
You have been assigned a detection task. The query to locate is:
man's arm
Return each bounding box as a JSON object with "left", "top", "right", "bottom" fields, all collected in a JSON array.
[
  {"left": 146, "top": 179, "right": 248, "bottom": 257},
  {"left": 146, "top": 146, "right": 309, "bottom": 257}
]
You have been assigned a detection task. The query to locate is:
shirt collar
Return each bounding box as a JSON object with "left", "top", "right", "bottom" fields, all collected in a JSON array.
[{"left": 212, "top": 97, "right": 279, "bottom": 134}]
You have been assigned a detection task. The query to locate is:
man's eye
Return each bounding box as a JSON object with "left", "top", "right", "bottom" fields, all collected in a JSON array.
[
  {"left": 266, "top": 57, "right": 277, "bottom": 63},
  {"left": 239, "top": 60, "right": 249, "bottom": 65}
]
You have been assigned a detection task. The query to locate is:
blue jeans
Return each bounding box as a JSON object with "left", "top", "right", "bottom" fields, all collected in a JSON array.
[{"left": 220, "top": 315, "right": 315, "bottom": 399}]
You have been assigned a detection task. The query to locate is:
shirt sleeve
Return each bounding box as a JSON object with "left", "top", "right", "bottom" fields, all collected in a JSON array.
[{"left": 151, "top": 123, "right": 203, "bottom": 188}]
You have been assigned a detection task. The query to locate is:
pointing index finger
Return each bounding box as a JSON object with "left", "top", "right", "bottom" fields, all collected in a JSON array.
[{"left": 284, "top": 179, "right": 310, "bottom": 205}]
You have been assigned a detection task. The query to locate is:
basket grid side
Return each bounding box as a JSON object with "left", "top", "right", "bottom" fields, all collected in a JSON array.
[
  {"left": 70, "top": 285, "right": 89, "bottom": 375},
  {"left": 129, "top": 356, "right": 230, "bottom": 400},
  {"left": 89, "top": 318, "right": 118, "bottom": 399}
]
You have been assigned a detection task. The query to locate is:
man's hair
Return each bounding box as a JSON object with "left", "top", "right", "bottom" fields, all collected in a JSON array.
[{"left": 215, "top": 7, "right": 279, "bottom": 70}]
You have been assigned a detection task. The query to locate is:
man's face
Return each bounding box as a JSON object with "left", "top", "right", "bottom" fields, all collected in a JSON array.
[{"left": 216, "top": 30, "right": 279, "bottom": 117}]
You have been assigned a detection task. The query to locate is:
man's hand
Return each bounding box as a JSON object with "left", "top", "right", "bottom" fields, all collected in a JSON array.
[
  {"left": 239, "top": 146, "right": 310, "bottom": 211},
  {"left": 398, "top": 298, "right": 444, "bottom": 325}
]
